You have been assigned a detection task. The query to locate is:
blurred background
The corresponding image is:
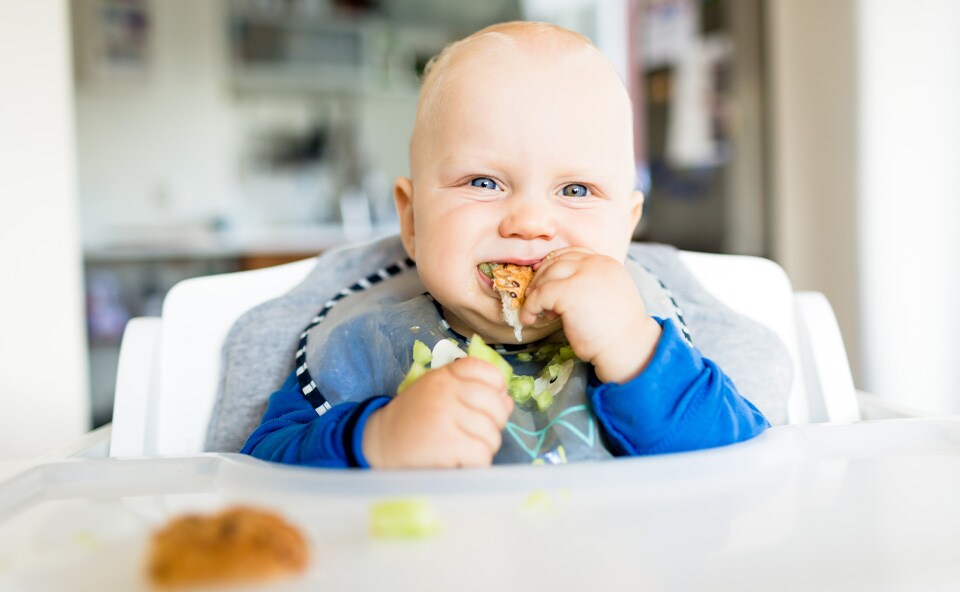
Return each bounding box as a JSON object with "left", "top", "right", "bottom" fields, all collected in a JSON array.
[{"left": 1, "top": 0, "right": 958, "bottom": 457}]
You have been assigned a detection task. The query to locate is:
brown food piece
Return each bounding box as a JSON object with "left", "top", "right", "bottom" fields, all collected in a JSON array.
[
  {"left": 146, "top": 506, "right": 308, "bottom": 589},
  {"left": 489, "top": 263, "right": 534, "bottom": 341},
  {"left": 491, "top": 264, "right": 534, "bottom": 310}
]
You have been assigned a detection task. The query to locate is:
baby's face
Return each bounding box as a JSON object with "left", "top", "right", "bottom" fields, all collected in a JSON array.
[{"left": 396, "top": 42, "right": 643, "bottom": 344}]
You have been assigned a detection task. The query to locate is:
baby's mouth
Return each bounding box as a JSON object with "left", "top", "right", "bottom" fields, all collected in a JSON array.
[
  {"left": 478, "top": 262, "right": 496, "bottom": 282},
  {"left": 478, "top": 259, "right": 542, "bottom": 281},
  {"left": 477, "top": 261, "right": 538, "bottom": 341}
]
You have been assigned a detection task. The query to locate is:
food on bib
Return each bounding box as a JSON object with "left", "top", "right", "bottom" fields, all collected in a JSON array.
[
  {"left": 145, "top": 506, "right": 308, "bottom": 589},
  {"left": 397, "top": 337, "right": 577, "bottom": 411},
  {"left": 397, "top": 339, "right": 432, "bottom": 393},
  {"left": 508, "top": 374, "right": 535, "bottom": 405},
  {"left": 466, "top": 334, "right": 514, "bottom": 384},
  {"left": 399, "top": 335, "right": 513, "bottom": 393},
  {"left": 480, "top": 262, "right": 534, "bottom": 342}
]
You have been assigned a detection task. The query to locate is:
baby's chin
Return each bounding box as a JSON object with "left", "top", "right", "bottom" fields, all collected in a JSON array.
[{"left": 445, "top": 303, "right": 561, "bottom": 345}]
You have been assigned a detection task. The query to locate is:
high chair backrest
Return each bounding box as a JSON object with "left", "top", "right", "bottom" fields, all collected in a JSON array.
[{"left": 110, "top": 247, "right": 857, "bottom": 456}]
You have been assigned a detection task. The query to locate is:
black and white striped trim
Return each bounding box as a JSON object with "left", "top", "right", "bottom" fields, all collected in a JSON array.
[
  {"left": 654, "top": 275, "right": 693, "bottom": 344},
  {"left": 295, "top": 257, "right": 416, "bottom": 415},
  {"left": 627, "top": 253, "right": 693, "bottom": 345},
  {"left": 627, "top": 254, "right": 693, "bottom": 345},
  {"left": 426, "top": 295, "right": 536, "bottom": 355}
]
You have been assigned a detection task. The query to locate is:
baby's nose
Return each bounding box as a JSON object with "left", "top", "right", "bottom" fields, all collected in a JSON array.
[{"left": 497, "top": 193, "right": 557, "bottom": 240}]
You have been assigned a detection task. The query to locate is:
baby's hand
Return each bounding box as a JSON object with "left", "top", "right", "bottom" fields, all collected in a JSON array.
[
  {"left": 362, "top": 358, "right": 514, "bottom": 469},
  {"left": 520, "top": 247, "right": 662, "bottom": 384}
]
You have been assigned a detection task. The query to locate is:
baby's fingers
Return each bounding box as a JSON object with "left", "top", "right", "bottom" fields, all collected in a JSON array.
[
  {"left": 458, "top": 383, "right": 514, "bottom": 427},
  {"left": 533, "top": 247, "right": 594, "bottom": 272},
  {"left": 455, "top": 409, "right": 503, "bottom": 459},
  {"left": 445, "top": 357, "right": 506, "bottom": 391},
  {"left": 455, "top": 442, "right": 496, "bottom": 468},
  {"left": 520, "top": 280, "right": 566, "bottom": 326}
]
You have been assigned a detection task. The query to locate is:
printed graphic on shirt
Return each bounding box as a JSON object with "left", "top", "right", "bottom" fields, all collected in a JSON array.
[{"left": 504, "top": 404, "right": 596, "bottom": 460}]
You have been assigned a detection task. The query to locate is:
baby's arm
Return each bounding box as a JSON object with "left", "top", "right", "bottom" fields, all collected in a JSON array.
[
  {"left": 242, "top": 358, "right": 514, "bottom": 469},
  {"left": 521, "top": 248, "right": 769, "bottom": 454},
  {"left": 587, "top": 317, "right": 769, "bottom": 455},
  {"left": 241, "top": 371, "right": 390, "bottom": 467}
]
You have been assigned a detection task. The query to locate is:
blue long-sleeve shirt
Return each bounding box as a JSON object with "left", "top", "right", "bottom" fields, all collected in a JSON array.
[{"left": 241, "top": 318, "right": 769, "bottom": 467}]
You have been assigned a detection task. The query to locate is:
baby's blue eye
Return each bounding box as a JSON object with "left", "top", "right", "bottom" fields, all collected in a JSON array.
[
  {"left": 469, "top": 177, "right": 500, "bottom": 190},
  {"left": 561, "top": 184, "right": 590, "bottom": 198}
]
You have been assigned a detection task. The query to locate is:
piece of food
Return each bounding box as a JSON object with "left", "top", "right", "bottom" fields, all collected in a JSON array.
[
  {"left": 397, "top": 339, "right": 434, "bottom": 392},
  {"left": 533, "top": 389, "right": 554, "bottom": 412},
  {"left": 412, "top": 339, "right": 432, "bottom": 365},
  {"left": 508, "top": 374, "right": 535, "bottom": 405},
  {"left": 532, "top": 358, "right": 576, "bottom": 412},
  {"left": 397, "top": 360, "right": 428, "bottom": 393},
  {"left": 146, "top": 506, "right": 308, "bottom": 589},
  {"left": 430, "top": 338, "right": 466, "bottom": 368},
  {"left": 466, "top": 334, "right": 514, "bottom": 384},
  {"left": 523, "top": 490, "right": 553, "bottom": 510},
  {"left": 370, "top": 498, "right": 441, "bottom": 539},
  {"left": 480, "top": 262, "right": 534, "bottom": 342}
]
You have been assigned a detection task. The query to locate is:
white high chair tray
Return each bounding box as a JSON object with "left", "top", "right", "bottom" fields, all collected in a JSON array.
[{"left": 2, "top": 418, "right": 960, "bottom": 591}]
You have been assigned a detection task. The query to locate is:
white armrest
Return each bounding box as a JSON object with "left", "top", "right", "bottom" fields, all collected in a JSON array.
[
  {"left": 110, "top": 317, "right": 161, "bottom": 456},
  {"left": 856, "top": 390, "right": 934, "bottom": 420},
  {"left": 37, "top": 424, "right": 112, "bottom": 459},
  {"left": 679, "top": 250, "right": 808, "bottom": 424},
  {"left": 794, "top": 292, "right": 860, "bottom": 423}
]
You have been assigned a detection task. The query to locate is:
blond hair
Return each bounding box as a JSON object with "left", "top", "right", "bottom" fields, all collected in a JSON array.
[{"left": 410, "top": 21, "right": 619, "bottom": 171}]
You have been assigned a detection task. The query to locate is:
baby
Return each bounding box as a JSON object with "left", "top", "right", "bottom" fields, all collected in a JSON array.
[{"left": 239, "top": 22, "right": 776, "bottom": 468}]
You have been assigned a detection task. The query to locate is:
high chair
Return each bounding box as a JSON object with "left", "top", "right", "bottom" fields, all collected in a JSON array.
[
  {"left": 103, "top": 243, "right": 888, "bottom": 457},
  {"left": 15, "top": 245, "right": 952, "bottom": 592}
]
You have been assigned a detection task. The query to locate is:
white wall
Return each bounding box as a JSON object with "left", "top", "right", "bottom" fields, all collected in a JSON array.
[
  {"left": 0, "top": 0, "right": 90, "bottom": 457},
  {"left": 766, "top": 0, "right": 861, "bottom": 382},
  {"left": 73, "top": 0, "right": 242, "bottom": 233},
  {"left": 858, "top": 0, "right": 960, "bottom": 412}
]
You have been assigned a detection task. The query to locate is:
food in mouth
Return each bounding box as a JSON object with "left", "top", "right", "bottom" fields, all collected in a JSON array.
[{"left": 479, "top": 262, "right": 533, "bottom": 342}]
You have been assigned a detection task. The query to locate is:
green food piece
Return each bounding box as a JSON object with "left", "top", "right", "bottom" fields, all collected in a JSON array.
[
  {"left": 533, "top": 344, "right": 577, "bottom": 364},
  {"left": 543, "top": 362, "right": 561, "bottom": 381},
  {"left": 533, "top": 344, "right": 559, "bottom": 361},
  {"left": 516, "top": 352, "right": 533, "bottom": 362},
  {"left": 467, "top": 334, "right": 513, "bottom": 384},
  {"left": 533, "top": 390, "right": 554, "bottom": 412},
  {"left": 397, "top": 362, "right": 428, "bottom": 393},
  {"left": 508, "top": 375, "right": 535, "bottom": 405},
  {"left": 523, "top": 490, "right": 552, "bottom": 511},
  {"left": 478, "top": 262, "right": 495, "bottom": 279},
  {"left": 556, "top": 444, "right": 568, "bottom": 463},
  {"left": 412, "top": 339, "right": 432, "bottom": 366},
  {"left": 370, "top": 498, "right": 441, "bottom": 539}
]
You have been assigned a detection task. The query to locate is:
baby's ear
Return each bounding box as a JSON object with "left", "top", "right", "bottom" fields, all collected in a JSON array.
[
  {"left": 628, "top": 190, "right": 645, "bottom": 230},
  {"left": 393, "top": 176, "right": 416, "bottom": 259}
]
